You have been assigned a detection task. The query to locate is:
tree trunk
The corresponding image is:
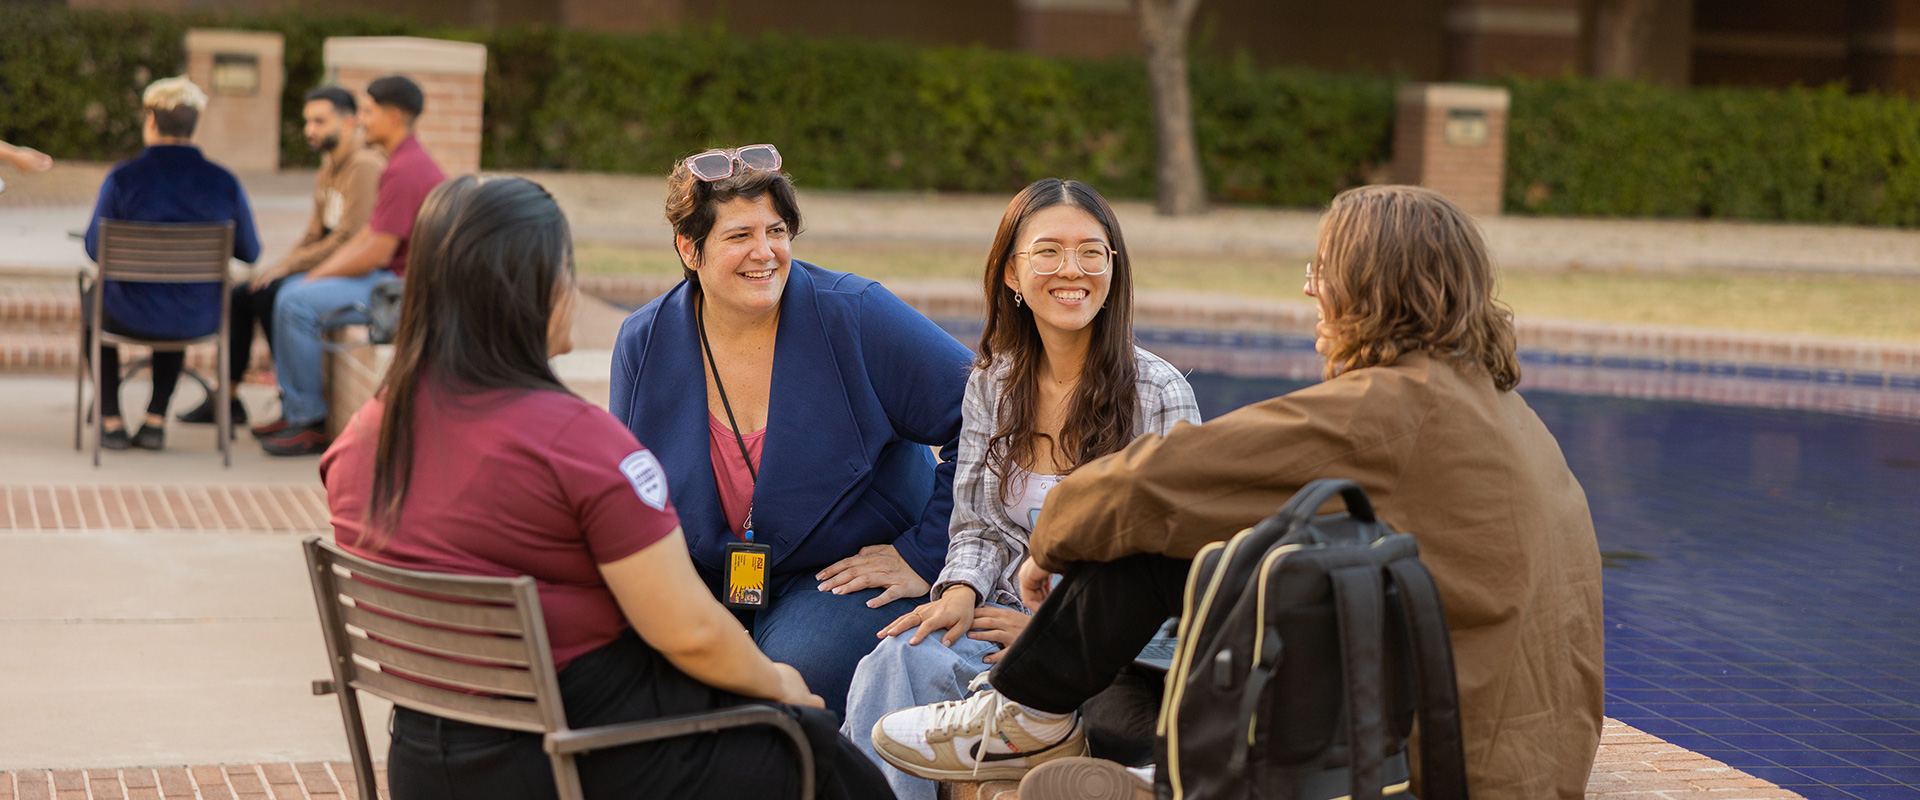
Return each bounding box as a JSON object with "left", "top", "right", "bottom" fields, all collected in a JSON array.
[
  {"left": 1137, "top": 0, "right": 1207, "bottom": 216},
  {"left": 1589, "top": 0, "right": 1661, "bottom": 80}
]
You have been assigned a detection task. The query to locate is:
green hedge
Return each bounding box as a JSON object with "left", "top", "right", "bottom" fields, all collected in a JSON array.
[
  {"left": 7, "top": 5, "right": 1920, "bottom": 225},
  {"left": 1504, "top": 77, "right": 1920, "bottom": 226},
  {"left": 0, "top": 6, "right": 1392, "bottom": 208}
]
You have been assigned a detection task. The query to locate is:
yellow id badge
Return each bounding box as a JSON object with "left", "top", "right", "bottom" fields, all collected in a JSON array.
[{"left": 723, "top": 541, "right": 771, "bottom": 611}]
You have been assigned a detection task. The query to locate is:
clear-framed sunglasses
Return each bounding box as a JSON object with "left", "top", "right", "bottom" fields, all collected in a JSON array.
[
  {"left": 1016, "top": 242, "right": 1112, "bottom": 275},
  {"left": 685, "top": 144, "right": 782, "bottom": 182}
]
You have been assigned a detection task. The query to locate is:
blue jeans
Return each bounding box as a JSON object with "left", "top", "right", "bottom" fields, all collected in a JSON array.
[
  {"left": 750, "top": 577, "right": 919, "bottom": 718},
  {"left": 839, "top": 610, "right": 1004, "bottom": 800},
  {"left": 271, "top": 270, "right": 393, "bottom": 426}
]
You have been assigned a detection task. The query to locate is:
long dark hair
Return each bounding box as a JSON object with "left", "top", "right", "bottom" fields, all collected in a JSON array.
[
  {"left": 978, "top": 178, "right": 1137, "bottom": 497},
  {"left": 366, "top": 175, "right": 575, "bottom": 541}
]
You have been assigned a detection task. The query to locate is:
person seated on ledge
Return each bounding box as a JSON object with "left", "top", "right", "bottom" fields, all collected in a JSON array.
[
  {"left": 83, "top": 75, "right": 262, "bottom": 451},
  {"left": 840, "top": 178, "right": 1199, "bottom": 799},
  {"left": 609, "top": 144, "right": 973, "bottom": 716},
  {"left": 177, "top": 85, "right": 385, "bottom": 427},
  {"left": 256, "top": 74, "right": 444, "bottom": 456},
  {"left": 873, "top": 185, "right": 1604, "bottom": 800},
  {"left": 320, "top": 175, "right": 895, "bottom": 800}
]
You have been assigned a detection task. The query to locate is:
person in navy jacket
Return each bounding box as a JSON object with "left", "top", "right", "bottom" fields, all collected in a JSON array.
[
  {"left": 610, "top": 145, "right": 970, "bottom": 715},
  {"left": 83, "top": 76, "right": 261, "bottom": 451}
]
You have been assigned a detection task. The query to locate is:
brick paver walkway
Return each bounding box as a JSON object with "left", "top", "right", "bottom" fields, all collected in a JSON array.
[
  {"left": 1, "top": 720, "right": 1797, "bottom": 800},
  {"left": 0, "top": 762, "right": 385, "bottom": 800},
  {"left": 0, "top": 485, "right": 328, "bottom": 531}
]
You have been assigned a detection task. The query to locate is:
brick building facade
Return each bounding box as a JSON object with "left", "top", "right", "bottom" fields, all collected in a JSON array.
[{"left": 62, "top": 0, "right": 1920, "bottom": 94}]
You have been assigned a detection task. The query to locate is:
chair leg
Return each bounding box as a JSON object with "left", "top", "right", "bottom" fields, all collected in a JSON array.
[
  {"left": 549, "top": 753, "right": 588, "bottom": 800},
  {"left": 217, "top": 348, "right": 231, "bottom": 468},
  {"left": 335, "top": 686, "right": 380, "bottom": 800},
  {"left": 74, "top": 325, "right": 85, "bottom": 452}
]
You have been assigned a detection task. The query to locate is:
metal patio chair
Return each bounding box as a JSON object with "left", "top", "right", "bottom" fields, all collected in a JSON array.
[
  {"left": 74, "top": 219, "right": 236, "bottom": 466},
  {"left": 303, "top": 536, "right": 816, "bottom": 800}
]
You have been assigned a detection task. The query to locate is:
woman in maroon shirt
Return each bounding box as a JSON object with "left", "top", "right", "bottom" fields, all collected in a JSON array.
[{"left": 320, "top": 175, "right": 895, "bottom": 800}]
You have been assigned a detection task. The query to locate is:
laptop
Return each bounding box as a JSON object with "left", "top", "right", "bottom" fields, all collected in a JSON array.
[{"left": 1133, "top": 618, "right": 1180, "bottom": 672}]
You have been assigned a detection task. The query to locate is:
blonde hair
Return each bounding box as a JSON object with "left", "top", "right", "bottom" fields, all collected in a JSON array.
[
  {"left": 142, "top": 76, "right": 207, "bottom": 112},
  {"left": 1314, "top": 185, "right": 1521, "bottom": 391}
]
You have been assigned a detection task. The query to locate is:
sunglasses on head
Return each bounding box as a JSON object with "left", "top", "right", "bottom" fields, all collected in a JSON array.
[{"left": 685, "top": 144, "right": 782, "bottom": 182}]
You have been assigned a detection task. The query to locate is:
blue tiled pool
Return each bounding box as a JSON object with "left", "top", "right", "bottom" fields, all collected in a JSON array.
[{"left": 1177, "top": 371, "right": 1920, "bottom": 800}]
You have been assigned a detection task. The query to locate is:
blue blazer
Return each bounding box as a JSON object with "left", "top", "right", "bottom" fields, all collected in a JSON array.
[{"left": 609, "top": 262, "right": 972, "bottom": 592}]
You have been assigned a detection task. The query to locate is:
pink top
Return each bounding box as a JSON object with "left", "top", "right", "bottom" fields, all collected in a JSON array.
[
  {"left": 321, "top": 382, "right": 680, "bottom": 669},
  {"left": 708, "top": 411, "right": 765, "bottom": 540}
]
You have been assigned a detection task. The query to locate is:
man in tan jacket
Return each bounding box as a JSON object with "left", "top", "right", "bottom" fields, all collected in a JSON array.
[
  {"left": 178, "top": 86, "right": 384, "bottom": 425},
  {"left": 876, "top": 186, "right": 1603, "bottom": 800}
]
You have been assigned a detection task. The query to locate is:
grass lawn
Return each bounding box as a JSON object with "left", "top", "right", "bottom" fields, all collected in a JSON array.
[{"left": 577, "top": 240, "right": 1920, "bottom": 344}]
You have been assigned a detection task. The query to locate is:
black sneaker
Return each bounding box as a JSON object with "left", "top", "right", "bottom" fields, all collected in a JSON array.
[
  {"left": 100, "top": 428, "right": 132, "bottom": 450},
  {"left": 132, "top": 425, "right": 166, "bottom": 451},
  {"left": 177, "top": 396, "right": 248, "bottom": 425},
  {"left": 260, "top": 420, "right": 331, "bottom": 456}
]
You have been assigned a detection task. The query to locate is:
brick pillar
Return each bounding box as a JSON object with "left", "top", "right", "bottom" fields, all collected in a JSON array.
[
  {"left": 1392, "top": 83, "right": 1509, "bottom": 217},
  {"left": 322, "top": 37, "right": 486, "bottom": 177},
  {"left": 1444, "top": 0, "right": 1581, "bottom": 79},
  {"left": 1014, "top": 0, "right": 1138, "bottom": 58},
  {"left": 182, "top": 29, "right": 284, "bottom": 172}
]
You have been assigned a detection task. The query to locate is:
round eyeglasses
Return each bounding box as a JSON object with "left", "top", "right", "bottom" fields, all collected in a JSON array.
[{"left": 1016, "top": 243, "right": 1112, "bottom": 275}]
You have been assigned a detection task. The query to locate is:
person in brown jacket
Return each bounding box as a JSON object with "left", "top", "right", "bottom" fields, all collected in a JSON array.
[
  {"left": 879, "top": 185, "right": 1604, "bottom": 800},
  {"left": 177, "top": 86, "right": 385, "bottom": 425}
]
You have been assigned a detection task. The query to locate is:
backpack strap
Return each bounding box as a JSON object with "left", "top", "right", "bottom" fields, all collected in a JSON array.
[
  {"left": 1331, "top": 565, "right": 1387, "bottom": 800},
  {"left": 1386, "top": 558, "right": 1470, "bottom": 800}
]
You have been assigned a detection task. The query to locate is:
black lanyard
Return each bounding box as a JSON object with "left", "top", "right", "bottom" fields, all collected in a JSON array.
[{"left": 697, "top": 297, "right": 758, "bottom": 540}]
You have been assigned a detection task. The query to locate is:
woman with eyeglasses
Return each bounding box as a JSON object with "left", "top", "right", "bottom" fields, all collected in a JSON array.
[
  {"left": 838, "top": 178, "right": 1199, "bottom": 799},
  {"left": 610, "top": 145, "right": 974, "bottom": 717},
  {"left": 322, "top": 175, "right": 895, "bottom": 799}
]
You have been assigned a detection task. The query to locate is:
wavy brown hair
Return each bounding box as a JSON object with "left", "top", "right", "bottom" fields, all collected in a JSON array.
[
  {"left": 978, "top": 179, "right": 1137, "bottom": 498},
  {"left": 1314, "top": 185, "right": 1521, "bottom": 391}
]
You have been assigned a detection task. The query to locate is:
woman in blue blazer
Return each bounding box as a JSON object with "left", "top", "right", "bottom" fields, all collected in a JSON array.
[{"left": 610, "top": 145, "right": 971, "bottom": 714}]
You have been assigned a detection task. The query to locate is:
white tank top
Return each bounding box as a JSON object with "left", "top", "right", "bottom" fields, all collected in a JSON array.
[{"left": 1004, "top": 466, "right": 1066, "bottom": 532}]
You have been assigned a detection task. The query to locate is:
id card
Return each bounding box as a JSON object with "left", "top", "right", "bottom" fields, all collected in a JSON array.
[{"left": 723, "top": 540, "right": 771, "bottom": 611}]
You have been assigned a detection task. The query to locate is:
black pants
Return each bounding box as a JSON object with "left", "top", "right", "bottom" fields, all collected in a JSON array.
[
  {"left": 81, "top": 296, "right": 186, "bottom": 421},
  {"left": 227, "top": 276, "right": 284, "bottom": 384},
  {"left": 988, "top": 553, "right": 1191, "bottom": 761},
  {"left": 388, "top": 629, "right": 895, "bottom": 800}
]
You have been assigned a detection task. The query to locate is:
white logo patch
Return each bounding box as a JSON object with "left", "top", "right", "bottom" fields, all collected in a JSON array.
[{"left": 619, "top": 450, "right": 669, "bottom": 511}]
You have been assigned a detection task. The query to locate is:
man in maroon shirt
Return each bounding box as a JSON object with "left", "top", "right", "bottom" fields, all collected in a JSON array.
[{"left": 257, "top": 75, "right": 447, "bottom": 456}]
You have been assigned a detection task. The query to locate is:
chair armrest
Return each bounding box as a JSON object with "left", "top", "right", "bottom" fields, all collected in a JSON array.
[{"left": 544, "top": 705, "right": 804, "bottom": 756}]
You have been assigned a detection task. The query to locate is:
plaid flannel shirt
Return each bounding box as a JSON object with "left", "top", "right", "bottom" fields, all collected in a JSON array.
[{"left": 933, "top": 346, "right": 1201, "bottom": 609}]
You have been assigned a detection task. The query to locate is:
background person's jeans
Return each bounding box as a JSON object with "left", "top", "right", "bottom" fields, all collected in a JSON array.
[
  {"left": 270, "top": 270, "right": 392, "bottom": 426},
  {"left": 840, "top": 609, "right": 1003, "bottom": 800},
  {"left": 748, "top": 573, "right": 919, "bottom": 717}
]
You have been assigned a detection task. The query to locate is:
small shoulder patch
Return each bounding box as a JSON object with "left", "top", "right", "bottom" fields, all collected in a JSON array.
[{"left": 619, "top": 450, "right": 669, "bottom": 511}]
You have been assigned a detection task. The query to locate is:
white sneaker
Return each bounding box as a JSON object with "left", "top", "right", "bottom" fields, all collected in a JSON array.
[{"left": 870, "top": 674, "right": 1090, "bottom": 782}]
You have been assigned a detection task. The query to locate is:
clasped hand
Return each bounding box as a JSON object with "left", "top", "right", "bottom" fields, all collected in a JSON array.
[
  {"left": 876, "top": 584, "right": 1033, "bottom": 663},
  {"left": 815, "top": 543, "right": 930, "bottom": 608}
]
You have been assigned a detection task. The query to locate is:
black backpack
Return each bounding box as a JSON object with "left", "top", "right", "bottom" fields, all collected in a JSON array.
[{"left": 1156, "top": 479, "right": 1470, "bottom": 800}]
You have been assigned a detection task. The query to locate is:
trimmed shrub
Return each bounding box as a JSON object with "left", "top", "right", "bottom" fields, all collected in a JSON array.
[
  {"left": 9, "top": 5, "right": 1920, "bottom": 226},
  {"left": 1504, "top": 77, "right": 1920, "bottom": 226}
]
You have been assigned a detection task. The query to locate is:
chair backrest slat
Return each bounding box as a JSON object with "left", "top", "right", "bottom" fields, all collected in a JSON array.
[
  {"left": 351, "top": 667, "right": 548, "bottom": 733},
  {"left": 98, "top": 220, "right": 232, "bottom": 284},
  {"left": 340, "top": 602, "right": 533, "bottom": 667},
  {"left": 328, "top": 560, "right": 519, "bottom": 604},
  {"left": 337, "top": 576, "right": 524, "bottom": 635},
  {"left": 348, "top": 634, "right": 539, "bottom": 698}
]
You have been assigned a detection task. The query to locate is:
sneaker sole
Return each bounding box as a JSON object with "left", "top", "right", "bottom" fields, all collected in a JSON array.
[
  {"left": 1019, "top": 758, "right": 1153, "bottom": 800},
  {"left": 869, "top": 719, "right": 1089, "bottom": 783}
]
